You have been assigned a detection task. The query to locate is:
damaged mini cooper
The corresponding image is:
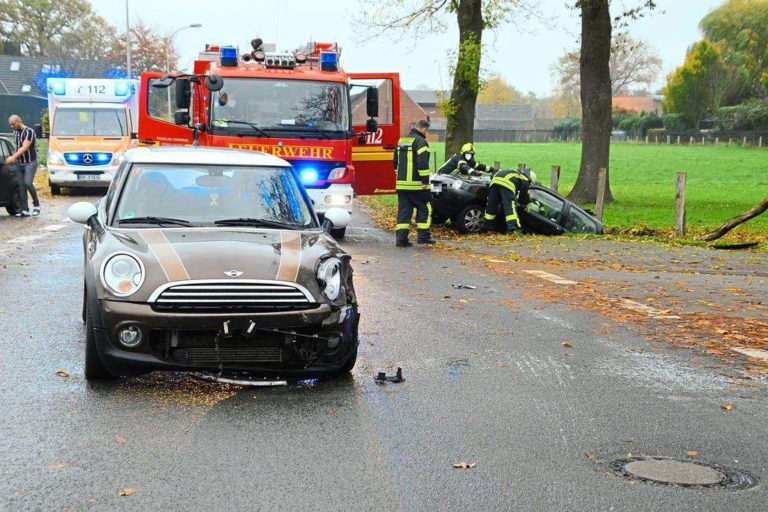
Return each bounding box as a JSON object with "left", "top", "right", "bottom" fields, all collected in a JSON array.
[{"left": 69, "top": 147, "right": 357, "bottom": 381}]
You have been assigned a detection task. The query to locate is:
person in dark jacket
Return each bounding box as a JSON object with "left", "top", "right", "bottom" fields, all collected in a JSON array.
[
  {"left": 392, "top": 120, "right": 435, "bottom": 246},
  {"left": 484, "top": 168, "right": 536, "bottom": 233},
  {"left": 437, "top": 142, "right": 493, "bottom": 177}
]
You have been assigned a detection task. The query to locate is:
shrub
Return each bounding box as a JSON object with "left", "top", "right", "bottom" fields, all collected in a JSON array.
[
  {"left": 662, "top": 113, "right": 692, "bottom": 131},
  {"left": 554, "top": 118, "right": 580, "bottom": 139},
  {"left": 715, "top": 100, "right": 768, "bottom": 130}
]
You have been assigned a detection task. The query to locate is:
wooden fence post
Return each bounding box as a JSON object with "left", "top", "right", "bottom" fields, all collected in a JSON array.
[
  {"left": 667, "top": 135, "right": 671, "bottom": 145},
  {"left": 595, "top": 168, "right": 607, "bottom": 222},
  {"left": 689, "top": 136, "right": 694, "bottom": 145},
  {"left": 760, "top": 136, "right": 763, "bottom": 148},
  {"left": 493, "top": 160, "right": 501, "bottom": 172},
  {"left": 518, "top": 163, "right": 525, "bottom": 172},
  {"left": 677, "top": 136, "right": 681, "bottom": 145},
  {"left": 645, "top": 136, "right": 649, "bottom": 144},
  {"left": 729, "top": 138, "right": 733, "bottom": 146},
  {"left": 743, "top": 136, "right": 748, "bottom": 147},
  {"left": 715, "top": 137, "right": 720, "bottom": 145},
  {"left": 550, "top": 165, "right": 561, "bottom": 193},
  {"left": 655, "top": 136, "right": 659, "bottom": 144},
  {"left": 676, "top": 172, "right": 687, "bottom": 237}
]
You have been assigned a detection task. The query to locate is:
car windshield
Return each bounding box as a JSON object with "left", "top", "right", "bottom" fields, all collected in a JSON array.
[
  {"left": 113, "top": 164, "right": 315, "bottom": 228},
  {"left": 52, "top": 108, "right": 128, "bottom": 136},
  {"left": 210, "top": 78, "right": 350, "bottom": 135}
]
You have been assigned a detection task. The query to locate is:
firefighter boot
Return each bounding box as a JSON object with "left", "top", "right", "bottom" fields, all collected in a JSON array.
[
  {"left": 417, "top": 229, "right": 437, "bottom": 245},
  {"left": 396, "top": 229, "right": 412, "bottom": 247}
]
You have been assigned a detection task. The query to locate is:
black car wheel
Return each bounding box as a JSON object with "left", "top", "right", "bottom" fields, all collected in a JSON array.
[
  {"left": 330, "top": 227, "right": 346, "bottom": 240},
  {"left": 84, "top": 293, "right": 116, "bottom": 381},
  {"left": 454, "top": 204, "right": 485, "bottom": 234},
  {"left": 5, "top": 187, "right": 22, "bottom": 215},
  {"left": 49, "top": 181, "right": 61, "bottom": 196}
]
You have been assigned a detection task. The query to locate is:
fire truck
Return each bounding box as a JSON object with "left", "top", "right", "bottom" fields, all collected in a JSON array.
[{"left": 138, "top": 40, "right": 401, "bottom": 238}]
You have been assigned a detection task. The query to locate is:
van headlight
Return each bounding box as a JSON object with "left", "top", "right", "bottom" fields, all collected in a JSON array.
[
  {"left": 47, "top": 150, "right": 64, "bottom": 165},
  {"left": 316, "top": 257, "right": 342, "bottom": 301},
  {"left": 101, "top": 253, "right": 144, "bottom": 297}
]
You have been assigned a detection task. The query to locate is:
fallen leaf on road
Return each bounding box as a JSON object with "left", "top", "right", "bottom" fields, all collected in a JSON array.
[
  {"left": 721, "top": 403, "right": 734, "bottom": 411},
  {"left": 453, "top": 462, "right": 476, "bottom": 469},
  {"left": 115, "top": 436, "right": 126, "bottom": 444},
  {"left": 585, "top": 452, "right": 600, "bottom": 462},
  {"left": 50, "top": 462, "right": 69, "bottom": 470},
  {"left": 687, "top": 450, "right": 698, "bottom": 457},
  {"left": 55, "top": 369, "right": 70, "bottom": 378},
  {"left": 562, "top": 342, "right": 574, "bottom": 348},
  {"left": 118, "top": 488, "right": 139, "bottom": 497}
]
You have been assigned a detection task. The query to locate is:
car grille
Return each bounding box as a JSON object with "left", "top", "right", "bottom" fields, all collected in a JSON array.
[
  {"left": 176, "top": 347, "right": 282, "bottom": 364},
  {"left": 150, "top": 281, "right": 316, "bottom": 313}
]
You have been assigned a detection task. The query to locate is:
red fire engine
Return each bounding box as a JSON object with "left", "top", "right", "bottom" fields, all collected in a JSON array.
[{"left": 138, "top": 39, "right": 401, "bottom": 235}]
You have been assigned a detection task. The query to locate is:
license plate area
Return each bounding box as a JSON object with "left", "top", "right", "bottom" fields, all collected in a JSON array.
[{"left": 77, "top": 173, "right": 103, "bottom": 181}]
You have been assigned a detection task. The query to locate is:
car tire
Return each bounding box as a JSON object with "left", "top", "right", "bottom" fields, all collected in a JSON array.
[
  {"left": 337, "top": 346, "right": 358, "bottom": 374},
  {"left": 330, "top": 227, "right": 346, "bottom": 240},
  {"left": 49, "top": 181, "right": 61, "bottom": 195},
  {"left": 5, "top": 187, "right": 22, "bottom": 215},
  {"left": 84, "top": 293, "right": 116, "bottom": 381},
  {"left": 454, "top": 204, "right": 485, "bottom": 234},
  {"left": 81, "top": 283, "right": 86, "bottom": 324}
]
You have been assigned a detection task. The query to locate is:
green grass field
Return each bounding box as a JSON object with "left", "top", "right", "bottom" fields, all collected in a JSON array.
[{"left": 370, "top": 142, "right": 768, "bottom": 240}]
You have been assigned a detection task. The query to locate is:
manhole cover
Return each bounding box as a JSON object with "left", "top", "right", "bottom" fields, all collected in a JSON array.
[
  {"left": 609, "top": 457, "right": 758, "bottom": 490},
  {"left": 625, "top": 459, "right": 724, "bottom": 486}
]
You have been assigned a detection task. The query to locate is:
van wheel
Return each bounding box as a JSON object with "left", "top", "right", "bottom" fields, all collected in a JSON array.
[
  {"left": 330, "top": 227, "right": 346, "bottom": 240},
  {"left": 49, "top": 182, "right": 61, "bottom": 195},
  {"left": 454, "top": 204, "right": 485, "bottom": 234},
  {"left": 5, "top": 187, "right": 21, "bottom": 215},
  {"left": 84, "top": 293, "right": 115, "bottom": 381}
]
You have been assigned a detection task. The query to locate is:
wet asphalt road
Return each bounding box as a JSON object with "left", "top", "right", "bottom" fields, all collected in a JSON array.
[{"left": 1, "top": 195, "right": 767, "bottom": 511}]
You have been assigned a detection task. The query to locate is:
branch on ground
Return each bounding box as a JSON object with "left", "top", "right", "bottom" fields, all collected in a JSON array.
[{"left": 701, "top": 196, "right": 768, "bottom": 241}]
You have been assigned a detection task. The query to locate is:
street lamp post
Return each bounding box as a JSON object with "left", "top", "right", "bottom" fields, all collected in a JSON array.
[
  {"left": 125, "top": 0, "right": 131, "bottom": 78},
  {"left": 166, "top": 24, "right": 203, "bottom": 118}
]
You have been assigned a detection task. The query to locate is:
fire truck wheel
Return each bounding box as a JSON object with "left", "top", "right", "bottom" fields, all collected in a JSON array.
[
  {"left": 49, "top": 181, "right": 61, "bottom": 195},
  {"left": 330, "top": 227, "right": 346, "bottom": 240}
]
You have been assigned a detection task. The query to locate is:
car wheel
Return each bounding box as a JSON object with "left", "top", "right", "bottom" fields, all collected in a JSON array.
[
  {"left": 454, "top": 204, "right": 485, "bottom": 234},
  {"left": 49, "top": 181, "right": 61, "bottom": 195},
  {"left": 337, "top": 346, "right": 358, "bottom": 374},
  {"left": 330, "top": 227, "right": 346, "bottom": 240},
  {"left": 5, "top": 187, "right": 22, "bottom": 215},
  {"left": 81, "top": 283, "right": 86, "bottom": 324},
  {"left": 84, "top": 293, "right": 115, "bottom": 381}
]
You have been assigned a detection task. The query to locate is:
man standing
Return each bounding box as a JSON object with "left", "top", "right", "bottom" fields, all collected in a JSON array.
[
  {"left": 437, "top": 142, "right": 494, "bottom": 177},
  {"left": 392, "top": 119, "right": 435, "bottom": 247},
  {"left": 484, "top": 168, "right": 536, "bottom": 234},
  {"left": 6, "top": 115, "right": 40, "bottom": 217}
]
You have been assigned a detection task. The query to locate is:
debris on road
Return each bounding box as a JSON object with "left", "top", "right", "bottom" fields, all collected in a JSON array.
[
  {"left": 375, "top": 367, "right": 405, "bottom": 384},
  {"left": 118, "top": 487, "right": 139, "bottom": 497},
  {"left": 687, "top": 450, "right": 699, "bottom": 457},
  {"left": 55, "top": 369, "right": 70, "bottom": 378},
  {"left": 452, "top": 284, "right": 477, "bottom": 290},
  {"left": 116, "top": 436, "right": 126, "bottom": 445},
  {"left": 721, "top": 403, "right": 734, "bottom": 411},
  {"left": 49, "top": 462, "right": 69, "bottom": 470},
  {"left": 453, "top": 462, "right": 476, "bottom": 469},
  {"left": 562, "top": 341, "right": 574, "bottom": 348}
]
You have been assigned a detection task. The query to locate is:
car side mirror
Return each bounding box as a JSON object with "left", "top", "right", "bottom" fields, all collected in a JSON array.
[
  {"left": 205, "top": 74, "right": 224, "bottom": 92},
  {"left": 366, "top": 87, "right": 379, "bottom": 118},
  {"left": 175, "top": 78, "right": 191, "bottom": 110},
  {"left": 68, "top": 202, "right": 98, "bottom": 224},
  {"left": 130, "top": 132, "right": 138, "bottom": 140},
  {"left": 323, "top": 207, "right": 351, "bottom": 232},
  {"left": 174, "top": 111, "right": 191, "bottom": 126}
]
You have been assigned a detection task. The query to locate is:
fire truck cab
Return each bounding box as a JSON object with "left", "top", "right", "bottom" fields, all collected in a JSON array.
[
  {"left": 138, "top": 40, "right": 401, "bottom": 237},
  {"left": 46, "top": 78, "right": 139, "bottom": 194}
]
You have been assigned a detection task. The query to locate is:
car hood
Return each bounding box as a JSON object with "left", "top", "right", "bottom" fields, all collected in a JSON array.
[{"left": 94, "top": 227, "right": 344, "bottom": 301}]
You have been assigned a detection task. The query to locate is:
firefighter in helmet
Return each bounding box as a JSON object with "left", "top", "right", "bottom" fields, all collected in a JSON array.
[
  {"left": 484, "top": 168, "right": 537, "bottom": 233},
  {"left": 392, "top": 119, "right": 436, "bottom": 247},
  {"left": 438, "top": 142, "right": 494, "bottom": 177}
]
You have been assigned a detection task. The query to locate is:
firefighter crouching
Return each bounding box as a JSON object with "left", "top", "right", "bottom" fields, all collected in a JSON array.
[
  {"left": 484, "top": 168, "right": 537, "bottom": 234},
  {"left": 393, "top": 119, "right": 436, "bottom": 247},
  {"left": 438, "top": 142, "right": 494, "bottom": 177}
]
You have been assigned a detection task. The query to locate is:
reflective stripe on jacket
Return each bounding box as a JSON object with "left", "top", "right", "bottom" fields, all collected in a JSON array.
[
  {"left": 490, "top": 169, "right": 531, "bottom": 205},
  {"left": 393, "top": 128, "right": 431, "bottom": 191}
]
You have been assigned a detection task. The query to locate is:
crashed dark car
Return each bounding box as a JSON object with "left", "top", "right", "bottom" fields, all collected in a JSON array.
[
  {"left": 430, "top": 173, "right": 604, "bottom": 235},
  {"left": 0, "top": 136, "right": 23, "bottom": 216},
  {"left": 68, "top": 147, "right": 358, "bottom": 381}
]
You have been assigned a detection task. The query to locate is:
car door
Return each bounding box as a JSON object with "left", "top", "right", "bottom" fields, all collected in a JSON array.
[
  {"left": 519, "top": 187, "right": 566, "bottom": 235},
  {"left": 0, "top": 139, "right": 13, "bottom": 204},
  {"left": 349, "top": 73, "right": 401, "bottom": 195}
]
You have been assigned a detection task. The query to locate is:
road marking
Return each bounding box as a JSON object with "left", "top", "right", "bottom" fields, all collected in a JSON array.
[
  {"left": 523, "top": 270, "right": 578, "bottom": 285},
  {"left": 5, "top": 234, "right": 44, "bottom": 244},
  {"left": 41, "top": 224, "right": 66, "bottom": 232},
  {"left": 620, "top": 299, "right": 680, "bottom": 319},
  {"left": 731, "top": 347, "right": 768, "bottom": 361}
]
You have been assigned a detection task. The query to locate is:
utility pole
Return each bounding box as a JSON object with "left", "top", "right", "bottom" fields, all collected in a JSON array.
[
  {"left": 125, "top": 0, "right": 131, "bottom": 78},
  {"left": 166, "top": 24, "right": 202, "bottom": 118}
]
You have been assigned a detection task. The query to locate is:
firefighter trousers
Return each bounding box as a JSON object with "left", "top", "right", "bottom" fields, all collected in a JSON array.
[
  {"left": 396, "top": 190, "right": 432, "bottom": 243},
  {"left": 484, "top": 185, "right": 520, "bottom": 232}
]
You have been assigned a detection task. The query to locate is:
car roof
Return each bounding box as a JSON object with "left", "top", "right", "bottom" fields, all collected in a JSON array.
[{"left": 124, "top": 146, "right": 291, "bottom": 168}]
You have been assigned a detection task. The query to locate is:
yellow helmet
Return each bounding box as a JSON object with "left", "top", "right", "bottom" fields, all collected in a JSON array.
[{"left": 460, "top": 142, "right": 475, "bottom": 154}]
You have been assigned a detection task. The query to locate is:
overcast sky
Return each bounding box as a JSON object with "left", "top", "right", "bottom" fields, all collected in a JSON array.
[{"left": 90, "top": 0, "right": 724, "bottom": 95}]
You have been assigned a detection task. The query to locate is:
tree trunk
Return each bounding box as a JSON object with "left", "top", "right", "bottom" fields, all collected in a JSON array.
[
  {"left": 444, "top": 0, "right": 483, "bottom": 160},
  {"left": 567, "top": 0, "right": 614, "bottom": 203},
  {"left": 701, "top": 196, "right": 768, "bottom": 241}
]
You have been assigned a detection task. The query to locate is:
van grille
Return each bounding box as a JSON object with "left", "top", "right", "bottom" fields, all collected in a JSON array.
[{"left": 150, "top": 281, "right": 316, "bottom": 313}]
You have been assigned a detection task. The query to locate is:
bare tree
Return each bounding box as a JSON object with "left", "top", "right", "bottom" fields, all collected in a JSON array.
[
  {"left": 108, "top": 20, "right": 179, "bottom": 77},
  {"left": 355, "top": 0, "right": 535, "bottom": 158}
]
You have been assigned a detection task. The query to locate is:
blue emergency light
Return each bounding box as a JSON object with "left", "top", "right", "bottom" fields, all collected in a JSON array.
[
  {"left": 114, "top": 81, "right": 130, "bottom": 96},
  {"left": 320, "top": 51, "right": 338, "bottom": 72},
  {"left": 220, "top": 46, "right": 239, "bottom": 67},
  {"left": 300, "top": 168, "right": 319, "bottom": 184},
  {"left": 48, "top": 79, "right": 66, "bottom": 95}
]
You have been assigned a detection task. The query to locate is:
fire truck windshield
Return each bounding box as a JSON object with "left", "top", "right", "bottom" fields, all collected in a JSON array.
[
  {"left": 52, "top": 107, "right": 128, "bottom": 137},
  {"left": 210, "top": 78, "right": 350, "bottom": 138}
]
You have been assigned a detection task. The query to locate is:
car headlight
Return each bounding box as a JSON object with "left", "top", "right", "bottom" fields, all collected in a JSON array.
[
  {"left": 316, "top": 257, "right": 342, "bottom": 301},
  {"left": 451, "top": 180, "right": 463, "bottom": 190},
  {"left": 101, "top": 253, "right": 145, "bottom": 297},
  {"left": 47, "top": 150, "right": 64, "bottom": 165}
]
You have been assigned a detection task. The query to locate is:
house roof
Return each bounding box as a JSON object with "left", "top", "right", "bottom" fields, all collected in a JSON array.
[
  {"left": 430, "top": 104, "right": 535, "bottom": 130},
  {"left": 404, "top": 89, "right": 445, "bottom": 105},
  {"left": 0, "top": 55, "right": 114, "bottom": 96}
]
